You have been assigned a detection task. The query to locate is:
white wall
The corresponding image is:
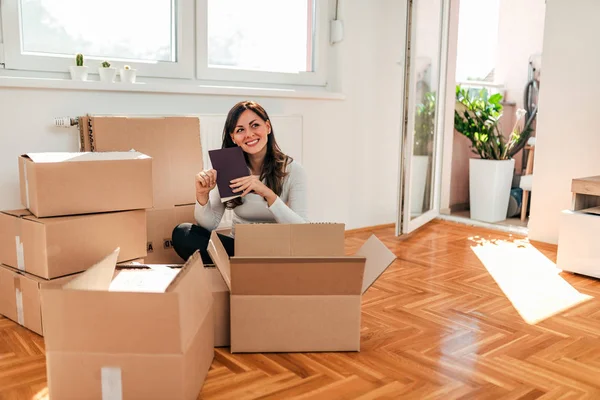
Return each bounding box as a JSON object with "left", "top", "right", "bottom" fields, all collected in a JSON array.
[
  {"left": 495, "top": 0, "right": 545, "bottom": 107},
  {"left": 528, "top": 0, "right": 600, "bottom": 244},
  {"left": 0, "top": 1, "right": 404, "bottom": 231}
]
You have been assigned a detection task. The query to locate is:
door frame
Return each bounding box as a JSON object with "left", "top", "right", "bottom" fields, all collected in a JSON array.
[{"left": 396, "top": 0, "right": 452, "bottom": 236}]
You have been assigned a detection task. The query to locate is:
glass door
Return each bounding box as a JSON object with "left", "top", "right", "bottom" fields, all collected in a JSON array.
[{"left": 397, "top": 0, "right": 450, "bottom": 235}]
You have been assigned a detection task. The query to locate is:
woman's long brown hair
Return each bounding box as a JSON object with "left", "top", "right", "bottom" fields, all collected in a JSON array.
[{"left": 221, "top": 101, "right": 292, "bottom": 209}]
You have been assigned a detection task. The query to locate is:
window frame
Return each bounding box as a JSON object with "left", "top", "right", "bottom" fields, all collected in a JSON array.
[
  {"left": 195, "top": 0, "right": 329, "bottom": 87},
  {"left": 0, "top": 0, "right": 195, "bottom": 79}
]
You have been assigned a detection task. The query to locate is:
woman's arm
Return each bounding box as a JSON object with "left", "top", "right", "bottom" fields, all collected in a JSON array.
[
  {"left": 268, "top": 161, "right": 309, "bottom": 224},
  {"left": 194, "top": 188, "right": 226, "bottom": 231}
]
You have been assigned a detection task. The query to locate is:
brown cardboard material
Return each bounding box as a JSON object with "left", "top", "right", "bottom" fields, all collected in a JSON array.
[
  {"left": 18, "top": 151, "right": 153, "bottom": 217},
  {"left": 80, "top": 115, "right": 203, "bottom": 209},
  {"left": 231, "top": 295, "right": 361, "bottom": 353},
  {"left": 207, "top": 266, "right": 230, "bottom": 347},
  {"left": 0, "top": 209, "right": 147, "bottom": 279},
  {"left": 234, "top": 223, "right": 345, "bottom": 256},
  {"left": 207, "top": 224, "right": 397, "bottom": 353},
  {"left": 40, "top": 248, "right": 214, "bottom": 400},
  {"left": 0, "top": 264, "right": 79, "bottom": 335},
  {"left": 145, "top": 205, "right": 195, "bottom": 264}
]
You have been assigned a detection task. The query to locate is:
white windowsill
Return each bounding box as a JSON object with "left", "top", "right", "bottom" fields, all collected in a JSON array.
[{"left": 0, "top": 75, "right": 346, "bottom": 101}]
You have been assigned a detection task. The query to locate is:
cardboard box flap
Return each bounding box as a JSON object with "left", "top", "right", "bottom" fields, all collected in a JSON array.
[
  {"left": 2, "top": 209, "right": 32, "bottom": 218},
  {"left": 234, "top": 224, "right": 291, "bottom": 256},
  {"left": 234, "top": 223, "right": 345, "bottom": 257},
  {"left": 207, "top": 231, "right": 231, "bottom": 291},
  {"left": 22, "top": 151, "right": 150, "bottom": 164},
  {"left": 356, "top": 235, "right": 397, "bottom": 294},
  {"left": 290, "top": 224, "right": 345, "bottom": 256},
  {"left": 230, "top": 257, "right": 365, "bottom": 295},
  {"left": 168, "top": 251, "right": 213, "bottom": 350},
  {"left": 63, "top": 248, "right": 120, "bottom": 291}
]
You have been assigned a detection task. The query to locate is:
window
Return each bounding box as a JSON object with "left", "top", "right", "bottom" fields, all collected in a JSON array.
[
  {"left": 1, "top": 0, "right": 328, "bottom": 86},
  {"left": 2, "top": 0, "right": 194, "bottom": 78},
  {"left": 197, "top": 0, "right": 326, "bottom": 86},
  {"left": 455, "top": 0, "right": 500, "bottom": 84},
  {"left": 208, "top": 0, "right": 313, "bottom": 74}
]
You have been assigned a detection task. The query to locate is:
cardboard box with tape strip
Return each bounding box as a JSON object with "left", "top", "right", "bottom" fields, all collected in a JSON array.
[
  {"left": 18, "top": 151, "right": 153, "bottom": 218},
  {"left": 40, "top": 248, "right": 214, "bottom": 400},
  {"left": 0, "top": 264, "right": 80, "bottom": 335},
  {"left": 207, "top": 223, "right": 397, "bottom": 353},
  {"left": 0, "top": 209, "right": 147, "bottom": 279}
]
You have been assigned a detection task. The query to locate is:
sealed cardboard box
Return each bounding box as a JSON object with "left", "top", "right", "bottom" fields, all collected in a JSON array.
[
  {"left": 0, "top": 209, "right": 147, "bottom": 279},
  {"left": 207, "top": 224, "right": 396, "bottom": 353},
  {"left": 40, "top": 249, "right": 214, "bottom": 400},
  {"left": 79, "top": 116, "right": 203, "bottom": 209},
  {"left": 145, "top": 205, "right": 195, "bottom": 264},
  {"left": 18, "top": 151, "right": 153, "bottom": 218},
  {"left": 0, "top": 264, "right": 79, "bottom": 335}
]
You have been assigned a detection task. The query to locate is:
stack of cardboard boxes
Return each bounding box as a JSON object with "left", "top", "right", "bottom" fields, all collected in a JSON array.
[
  {"left": 78, "top": 115, "right": 202, "bottom": 263},
  {"left": 77, "top": 114, "right": 232, "bottom": 347},
  {"left": 0, "top": 114, "right": 399, "bottom": 398},
  {"left": 0, "top": 151, "right": 152, "bottom": 335},
  {"left": 0, "top": 116, "right": 218, "bottom": 398}
]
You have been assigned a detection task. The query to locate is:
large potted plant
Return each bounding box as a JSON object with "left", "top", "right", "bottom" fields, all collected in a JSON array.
[
  {"left": 411, "top": 91, "right": 436, "bottom": 215},
  {"left": 454, "top": 85, "right": 533, "bottom": 223}
]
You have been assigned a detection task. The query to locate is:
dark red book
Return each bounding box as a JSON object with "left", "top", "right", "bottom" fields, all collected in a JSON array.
[{"left": 208, "top": 147, "right": 250, "bottom": 202}]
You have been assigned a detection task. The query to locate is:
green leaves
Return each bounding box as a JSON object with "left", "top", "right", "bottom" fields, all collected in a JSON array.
[
  {"left": 454, "top": 84, "right": 518, "bottom": 160},
  {"left": 414, "top": 91, "right": 437, "bottom": 156}
]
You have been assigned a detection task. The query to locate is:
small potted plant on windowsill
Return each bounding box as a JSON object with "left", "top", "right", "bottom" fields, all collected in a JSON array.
[
  {"left": 98, "top": 60, "right": 117, "bottom": 82},
  {"left": 69, "top": 53, "right": 89, "bottom": 81},
  {"left": 120, "top": 65, "right": 137, "bottom": 83}
]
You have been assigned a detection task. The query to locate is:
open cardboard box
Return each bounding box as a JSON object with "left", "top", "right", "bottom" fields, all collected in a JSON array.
[
  {"left": 40, "top": 248, "right": 214, "bottom": 400},
  {"left": 19, "top": 151, "right": 153, "bottom": 218},
  {"left": 207, "top": 223, "right": 396, "bottom": 353}
]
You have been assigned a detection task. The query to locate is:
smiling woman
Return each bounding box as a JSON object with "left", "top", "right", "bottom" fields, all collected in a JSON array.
[{"left": 171, "top": 101, "right": 309, "bottom": 264}]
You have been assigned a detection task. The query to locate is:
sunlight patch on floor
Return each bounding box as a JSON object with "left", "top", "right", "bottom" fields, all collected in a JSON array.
[
  {"left": 469, "top": 236, "right": 593, "bottom": 324},
  {"left": 32, "top": 387, "right": 48, "bottom": 400}
]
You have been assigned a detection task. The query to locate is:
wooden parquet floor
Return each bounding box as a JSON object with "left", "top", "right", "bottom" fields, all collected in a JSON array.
[{"left": 3, "top": 220, "right": 600, "bottom": 399}]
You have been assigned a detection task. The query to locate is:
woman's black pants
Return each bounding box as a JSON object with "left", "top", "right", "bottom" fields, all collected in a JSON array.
[{"left": 171, "top": 223, "right": 234, "bottom": 264}]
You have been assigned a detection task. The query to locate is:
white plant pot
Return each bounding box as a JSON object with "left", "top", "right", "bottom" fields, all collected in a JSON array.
[
  {"left": 98, "top": 67, "right": 117, "bottom": 82},
  {"left": 120, "top": 69, "right": 137, "bottom": 83},
  {"left": 69, "top": 66, "right": 89, "bottom": 81},
  {"left": 410, "top": 155, "right": 430, "bottom": 215},
  {"left": 469, "top": 158, "right": 515, "bottom": 223}
]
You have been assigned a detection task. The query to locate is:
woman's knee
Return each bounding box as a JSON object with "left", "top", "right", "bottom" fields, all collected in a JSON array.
[{"left": 172, "top": 223, "right": 193, "bottom": 248}]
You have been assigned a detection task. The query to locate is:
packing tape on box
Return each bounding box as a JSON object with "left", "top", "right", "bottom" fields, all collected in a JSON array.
[
  {"left": 101, "top": 367, "right": 123, "bottom": 400},
  {"left": 14, "top": 277, "right": 24, "bottom": 326},
  {"left": 23, "top": 158, "right": 30, "bottom": 209},
  {"left": 15, "top": 236, "right": 25, "bottom": 271}
]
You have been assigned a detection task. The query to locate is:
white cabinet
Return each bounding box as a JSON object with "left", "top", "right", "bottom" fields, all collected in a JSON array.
[{"left": 557, "top": 176, "right": 600, "bottom": 278}]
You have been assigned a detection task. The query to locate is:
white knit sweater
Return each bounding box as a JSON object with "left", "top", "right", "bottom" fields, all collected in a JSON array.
[{"left": 194, "top": 160, "right": 308, "bottom": 236}]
